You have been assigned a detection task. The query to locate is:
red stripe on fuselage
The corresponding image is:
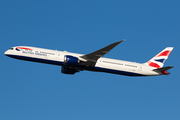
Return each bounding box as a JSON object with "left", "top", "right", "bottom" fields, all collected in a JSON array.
[{"left": 16, "top": 47, "right": 32, "bottom": 50}]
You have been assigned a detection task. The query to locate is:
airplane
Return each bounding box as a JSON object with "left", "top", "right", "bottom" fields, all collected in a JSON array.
[{"left": 4, "top": 40, "right": 174, "bottom": 76}]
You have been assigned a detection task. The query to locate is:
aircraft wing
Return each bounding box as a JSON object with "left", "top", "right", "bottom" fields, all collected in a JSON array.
[{"left": 79, "top": 40, "right": 125, "bottom": 67}]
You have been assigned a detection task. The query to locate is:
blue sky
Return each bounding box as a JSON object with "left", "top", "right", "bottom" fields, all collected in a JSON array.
[{"left": 1, "top": 0, "right": 180, "bottom": 120}]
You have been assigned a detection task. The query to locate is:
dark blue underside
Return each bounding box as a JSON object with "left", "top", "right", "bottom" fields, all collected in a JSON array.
[{"left": 6, "top": 55, "right": 145, "bottom": 76}]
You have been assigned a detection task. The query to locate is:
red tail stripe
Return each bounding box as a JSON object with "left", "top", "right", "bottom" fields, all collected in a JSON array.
[
  {"left": 149, "top": 62, "right": 160, "bottom": 68},
  {"left": 157, "top": 50, "right": 171, "bottom": 57}
]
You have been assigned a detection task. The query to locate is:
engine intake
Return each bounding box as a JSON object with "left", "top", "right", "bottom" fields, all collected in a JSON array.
[{"left": 64, "top": 55, "right": 79, "bottom": 65}]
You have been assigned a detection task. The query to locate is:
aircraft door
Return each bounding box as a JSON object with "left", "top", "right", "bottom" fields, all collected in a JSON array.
[{"left": 138, "top": 66, "right": 142, "bottom": 71}]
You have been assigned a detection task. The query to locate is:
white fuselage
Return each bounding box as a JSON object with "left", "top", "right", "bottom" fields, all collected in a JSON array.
[{"left": 4, "top": 46, "right": 161, "bottom": 76}]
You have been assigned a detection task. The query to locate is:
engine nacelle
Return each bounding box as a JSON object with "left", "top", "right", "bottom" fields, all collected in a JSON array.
[
  {"left": 61, "top": 66, "right": 79, "bottom": 74},
  {"left": 64, "top": 55, "right": 79, "bottom": 65}
]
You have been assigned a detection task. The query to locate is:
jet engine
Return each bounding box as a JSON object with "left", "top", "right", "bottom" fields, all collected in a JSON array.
[
  {"left": 64, "top": 55, "right": 79, "bottom": 65},
  {"left": 61, "top": 66, "right": 79, "bottom": 74}
]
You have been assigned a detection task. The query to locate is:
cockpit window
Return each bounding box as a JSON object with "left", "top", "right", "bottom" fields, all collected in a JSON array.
[{"left": 9, "top": 48, "right": 14, "bottom": 50}]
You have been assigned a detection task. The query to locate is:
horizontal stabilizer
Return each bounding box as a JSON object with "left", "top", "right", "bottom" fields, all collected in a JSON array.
[{"left": 153, "top": 66, "right": 174, "bottom": 72}]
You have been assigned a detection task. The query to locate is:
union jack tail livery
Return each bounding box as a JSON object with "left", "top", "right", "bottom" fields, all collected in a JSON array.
[{"left": 145, "top": 47, "right": 174, "bottom": 68}]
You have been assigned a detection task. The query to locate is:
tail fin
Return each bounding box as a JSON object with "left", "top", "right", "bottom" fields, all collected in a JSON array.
[{"left": 145, "top": 47, "right": 174, "bottom": 68}]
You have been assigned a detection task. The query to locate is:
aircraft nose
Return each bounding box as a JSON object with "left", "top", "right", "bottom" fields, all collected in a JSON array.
[{"left": 4, "top": 50, "right": 9, "bottom": 56}]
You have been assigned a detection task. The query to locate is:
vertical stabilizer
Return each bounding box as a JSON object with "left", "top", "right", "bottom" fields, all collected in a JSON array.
[{"left": 145, "top": 47, "right": 174, "bottom": 68}]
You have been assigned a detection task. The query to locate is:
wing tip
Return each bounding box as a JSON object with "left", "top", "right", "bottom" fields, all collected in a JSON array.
[
  {"left": 169, "top": 66, "right": 174, "bottom": 69},
  {"left": 117, "top": 39, "right": 125, "bottom": 43},
  {"left": 121, "top": 39, "right": 126, "bottom": 42}
]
